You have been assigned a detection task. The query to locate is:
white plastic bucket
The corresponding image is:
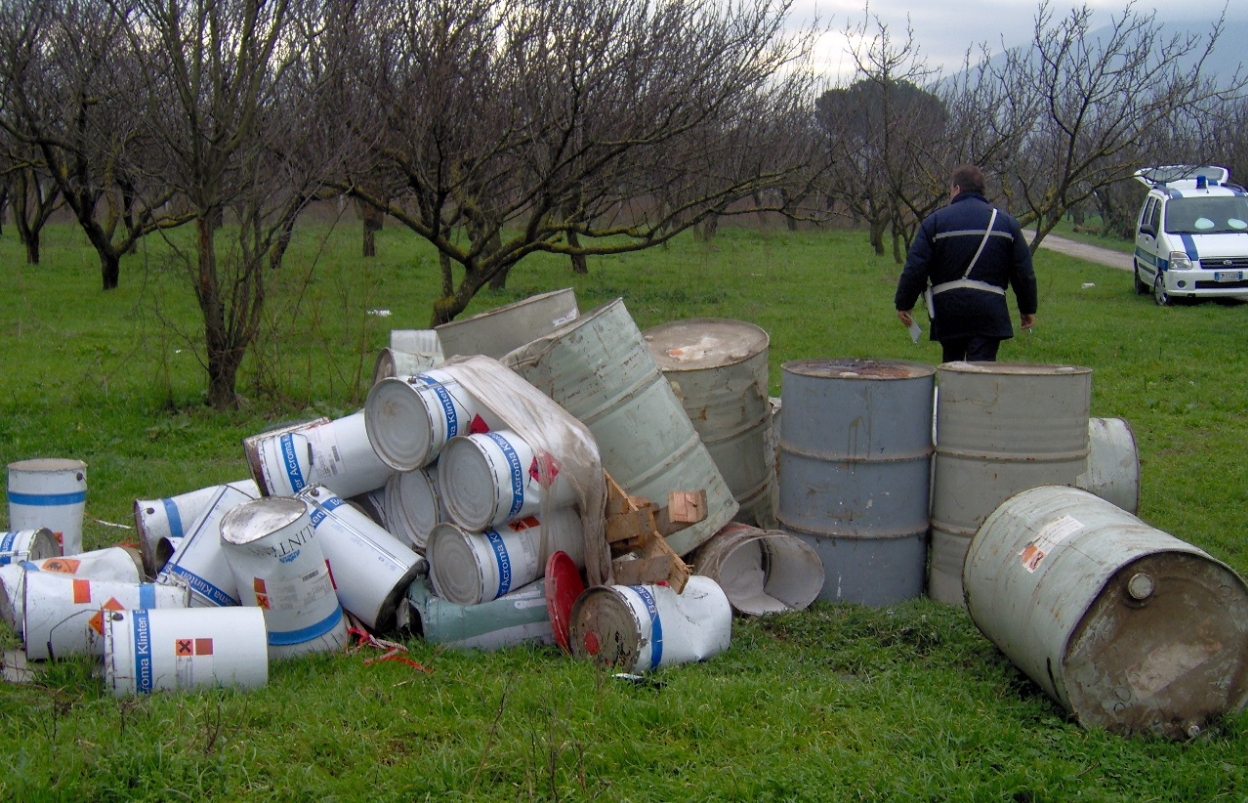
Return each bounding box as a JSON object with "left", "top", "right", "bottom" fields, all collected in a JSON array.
[
  {"left": 569, "top": 576, "right": 732, "bottom": 673},
  {"left": 426, "top": 507, "right": 583, "bottom": 605},
  {"left": 247, "top": 412, "right": 393, "bottom": 499},
  {"left": 22, "top": 573, "right": 189, "bottom": 660},
  {"left": 7, "top": 459, "right": 88, "bottom": 556},
  {"left": 406, "top": 576, "right": 554, "bottom": 650},
  {"left": 0, "top": 546, "right": 144, "bottom": 631},
  {"left": 692, "top": 522, "right": 824, "bottom": 615},
  {"left": 104, "top": 607, "right": 268, "bottom": 696},
  {"left": 134, "top": 479, "right": 259, "bottom": 576},
  {"left": 299, "top": 486, "right": 428, "bottom": 632},
  {"left": 0, "top": 529, "right": 60, "bottom": 567},
  {"left": 219, "top": 497, "right": 348, "bottom": 660},
  {"left": 156, "top": 484, "right": 256, "bottom": 608},
  {"left": 365, "top": 367, "right": 497, "bottom": 471},
  {"left": 383, "top": 467, "right": 447, "bottom": 550},
  {"left": 438, "top": 429, "right": 578, "bottom": 532}
]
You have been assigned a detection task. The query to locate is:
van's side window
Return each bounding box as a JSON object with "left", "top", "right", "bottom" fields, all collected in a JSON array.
[
  {"left": 1141, "top": 199, "right": 1156, "bottom": 232},
  {"left": 1149, "top": 199, "right": 1162, "bottom": 233}
]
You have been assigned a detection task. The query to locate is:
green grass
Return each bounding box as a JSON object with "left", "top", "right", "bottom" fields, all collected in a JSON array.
[{"left": 2, "top": 218, "right": 1247, "bottom": 801}]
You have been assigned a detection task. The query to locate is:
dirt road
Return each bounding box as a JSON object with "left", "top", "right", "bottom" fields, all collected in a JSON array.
[{"left": 1036, "top": 233, "right": 1134, "bottom": 272}]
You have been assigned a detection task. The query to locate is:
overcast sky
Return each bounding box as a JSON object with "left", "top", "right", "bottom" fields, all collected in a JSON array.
[{"left": 791, "top": 0, "right": 1248, "bottom": 82}]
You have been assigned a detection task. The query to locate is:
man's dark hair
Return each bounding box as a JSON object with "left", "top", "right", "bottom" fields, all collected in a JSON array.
[{"left": 951, "top": 164, "right": 986, "bottom": 195}]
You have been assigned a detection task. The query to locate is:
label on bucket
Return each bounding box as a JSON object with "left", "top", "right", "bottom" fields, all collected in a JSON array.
[
  {"left": 133, "top": 610, "right": 154, "bottom": 694},
  {"left": 630, "top": 586, "right": 664, "bottom": 671},
  {"left": 486, "top": 530, "right": 513, "bottom": 598},
  {"left": 485, "top": 432, "right": 525, "bottom": 520},
  {"left": 417, "top": 374, "right": 462, "bottom": 438},
  {"left": 280, "top": 434, "right": 307, "bottom": 493},
  {"left": 1019, "top": 514, "right": 1084, "bottom": 573}
]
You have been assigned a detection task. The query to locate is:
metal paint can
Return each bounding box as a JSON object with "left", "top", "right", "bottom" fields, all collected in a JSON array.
[
  {"left": 246, "top": 412, "right": 392, "bottom": 499},
  {"left": 299, "top": 486, "right": 427, "bottom": 632},
  {"left": 365, "top": 367, "right": 496, "bottom": 471},
  {"left": 777, "top": 359, "right": 935, "bottom": 606},
  {"left": 426, "top": 507, "right": 583, "bottom": 605},
  {"left": 219, "top": 497, "right": 348, "bottom": 660},
  {"left": 22, "top": 573, "right": 189, "bottom": 660},
  {"left": 241, "top": 417, "right": 328, "bottom": 491},
  {"left": 964, "top": 485, "right": 1248, "bottom": 738},
  {"left": 930, "top": 362, "right": 1092, "bottom": 606},
  {"left": 692, "top": 522, "right": 824, "bottom": 615},
  {"left": 383, "top": 466, "right": 447, "bottom": 550},
  {"left": 1076, "top": 417, "right": 1140, "bottom": 514},
  {"left": 0, "top": 529, "right": 60, "bottom": 566},
  {"left": 390, "top": 328, "right": 442, "bottom": 356},
  {"left": 134, "top": 479, "right": 260, "bottom": 576},
  {"left": 569, "top": 576, "right": 732, "bottom": 673},
  {"left": 438, "top": 429, "right": 578, "bottom": 532},
  {"left": 156, "top": 484, "right": 257, "bottom": 607},
  {"left": 0, "top": 546, "right": 145, "bottom": 631},
  {"left": 644, "top": 319, "right": 775, "bottom": 528},
  {"left": 406, "top": 576, "right": 554, "bottom": 650},
  {"left": 104, "top": 607, "right": 268, "bottom": 696},
  {"left": 435, "top": 287, "right": 579, "bottom": 360},
  {"left": 504, "top": 298, "right": 737, "bottom": 556},
  {"left": 371, "top": 347, "right": 442, "bottom": 386},
  {"left": 7, "top": 458, "right": 88, "bottom": 556}
]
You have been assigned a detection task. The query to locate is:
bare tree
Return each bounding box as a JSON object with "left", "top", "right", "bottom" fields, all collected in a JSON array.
[
  {"left": 325, "top": 0, "right": 820, "bottom": 326},
  {"left": 7, "top": 154, "right": 61, "bottom": 264}
]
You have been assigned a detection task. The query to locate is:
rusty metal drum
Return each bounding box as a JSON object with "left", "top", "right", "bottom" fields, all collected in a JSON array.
[
  {"left": 1076, "top": 417, "right": 1140, "bottom": 514},
  {"left": 777, "top": 359, "right": 934, "bottom": 606},
  {"left": 644, "top": 318, "right": 775, "bottom": 528},
  {"left": 930, "top": 362, "right": 1092, "bottom": 606},
  {"left": 964, "top": 485, "right": 1248, "bottom": 738},
  {"left": 436, "top": 287, "right": 579, "bottom": 360}
]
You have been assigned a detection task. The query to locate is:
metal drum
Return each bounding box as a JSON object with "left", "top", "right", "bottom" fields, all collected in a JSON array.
[
  {"left": 1076, "top": 417, "right": 1140, "bottom": 514},
  {"left": 436, "top": 287, "right": 579, "bottom": 360},
  {"left": 965, "top": 485, "right": 1248, "bottom": 739},
  {"left": 644, "top": 318, "right": 775, "bottom": 528},
  {"left": 930, "top": 362, "right": 1091, "bottom": 606},
  {"left": 504, "top": 298, "right": 737, "bottom": 556},
  {"left": 777, "top": 359, "right": 935, "bottom": 606}
]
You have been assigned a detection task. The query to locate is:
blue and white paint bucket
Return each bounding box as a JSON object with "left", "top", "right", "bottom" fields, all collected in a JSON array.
[
  {"left": 0, "top": 546, "right": 145, "bottom": 631},
  {"left": 383, "top": 466, "right": 447, "bottom": 550},
  {"left": 133, "top": 479, "right": 259, "bottom": 576},
  {"left": 426, "top": 506, "right": 582, "bottom": 605},
  {"left": 365, "top": 367, "right": 496, "bottom": 471},
  {"left": 246, "top": 413, "right": 392, "bottom": 499},
  {"left": 299, "top": 486, "right": 427, "bottom": 632},
  {"left": 104, "top": 607, "right": 268, "bottom": 697},
  {"left": 569, "top": 576, "right": 732, "bottom": 673},
  {"left": 438, "top": 429, "right": 578, "bottom": 532},
  {"left": 22, "top": 572, "right": 189, "bottom": 661},
  {"left": 7, "top": 459, "right": 88, "bottom": 557},
  {"left": 155, "top": 484, "right": 257, "bottom": 608},
  {"left": 0, "top": 529, "right": 59, "bottom": 567},
  {"left": 219, "top": 497, "right": 348, "bottom": 660}
]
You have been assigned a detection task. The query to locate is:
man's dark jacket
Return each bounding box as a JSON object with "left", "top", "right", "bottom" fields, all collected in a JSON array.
[{"left": 894, "top": 192, "right": 1037, "bottom": 342}]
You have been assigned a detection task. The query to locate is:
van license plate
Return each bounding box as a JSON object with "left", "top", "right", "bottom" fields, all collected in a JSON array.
[{"left": 1214, "top": 271, "right": 1242, "bottom": 282}]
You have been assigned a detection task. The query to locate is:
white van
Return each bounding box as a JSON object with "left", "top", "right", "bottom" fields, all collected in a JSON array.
[{"left": 1133, "top": 165, "right": 1248, "bottom": 305}]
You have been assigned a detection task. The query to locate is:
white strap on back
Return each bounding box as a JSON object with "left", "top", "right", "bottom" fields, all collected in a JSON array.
[{"left": 932, "top": 208, "right": 1001, "bottom": 296}]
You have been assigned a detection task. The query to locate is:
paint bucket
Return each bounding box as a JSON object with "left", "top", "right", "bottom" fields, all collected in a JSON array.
[
  {"left": 0, "top": 529, "right": 60, "bottom": 566},
  {"left": 156, "top": 484, "right": 257, "bottom": 607},
  {"left": 692, "top": 522, "right": 824, "bottom": 615},
  {"left": 438, "top": 429, "right": 578, "bottom": 532},
  {"left": 371, "top": 347, "right": 443, "bottom": 386},
  {"left": 406, "top": 576, "right": 554, "bottom": 650},
  {"left": 436, "top": 287, "right": 579, "bottom": 360},
  {"left": 299, "top": 486, "right": 428, "bottom": 632},
  {"left": 930, "top": 362, "right": 1092, "bottom": 606},
  {"left": 569, "top": 575, "right": 732, "bottom": 673},
  {"left": 104, "top": 607, "right": 268, "bottom": 696},
  {"left": 219, "top": 497, "right": 348, "bottom": 660},
  {"left": 22, "top": 573, "right": 189, "bottom": 660},
  {"left": 776, "top": 359, "right": 935, "bottom": 606},
  {"left": 134, "top": 479, "right": 260, "bottom": 576},
  {"left": 390, "top": 328, "right": 442, "bottom": 356},
  {"left": 964, "top": 485, "right": 1248, "bottom": 738},
  {"left": 245, "top": 412, "right": 391, "bottom": 499},
  {"left": 348, "top": 488, "right": 390, "bottom": 528},
  {"left": 644, "top": 319, "right": 775, "bottom": 528},
  {"left": 365, "top": 367, "right": 497, "bottom": 471},
  {"left": 504, "top": 298, "right": 737, "bottom": 556},
  {"left": 384, "top": 467, "right": 446, "bottom": 550},
  {"left": 1076, "top": 417, "right": 1140, "bottom": 514},
  {"left": 7, "top": 459, "right": 88, "bottom": 556},
  {"left": 0, "top": 547, "right": 145, "bottom": 632},
  {"left": 426, "top": 506, "right": 583, "bottom": 605}
]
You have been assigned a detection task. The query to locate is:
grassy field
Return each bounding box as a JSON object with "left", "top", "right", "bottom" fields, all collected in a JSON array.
[{"left": 1, "top": 217, "right": 1246, "bottom": 802}]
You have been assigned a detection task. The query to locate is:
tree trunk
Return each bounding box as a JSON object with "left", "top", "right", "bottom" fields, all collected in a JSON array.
[
  {"left": 488, "top": 265, "right": 509, "bottom": 290},
  {"left": 101, "top": 251, "right": 120, "bottom": 290},
  {"left": 869, "top": 216, "right": 887, "bottom": 256},
  {"left": 206, "top": 351, "right": 241, "bottom": 411},
  {"left": 363, "top": 226, "right": 376, "bottom": 258},
  {"left": 360, "top": 202, "right": 383, "bottom": 258},
  {"left": 196, "top": 216, "right": 238, "bottom": 410},
  {"left": 567, "top": 228, "right": 588, "bottom": 275},
  {"left": 25, "top": 235, "right": 40, "bottom": 266}
]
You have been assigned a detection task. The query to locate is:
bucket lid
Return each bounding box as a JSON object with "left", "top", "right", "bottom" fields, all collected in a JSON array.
[
  {"left": 438, "top": 434, "right": 503, "bottom": 532},
  {"left": 938, "top": 361, "right": 1092, "bottom": 377},
  {"left": 365, "top": 377, "right": 440, "bottom": 471},
  {"left": 643, "top": 318, "right": 769, "bottom": 372},
  {"left": 425, "top": 521, "right": 485, "bottom": 605},
  {"left": 545, "top": 551, "right": 585, "bottom": 653},
  {"left": 7, "top": 458, "right": 87, "bottom": 473},
  {"left": 569, "top": 586, "right": 644, "bottom": 668},
  {"left": 219, "top": 497, "right": 308, "bottom": 545},
  {"left": 782, "top": 358, "right": 935, "bottom": 381}
]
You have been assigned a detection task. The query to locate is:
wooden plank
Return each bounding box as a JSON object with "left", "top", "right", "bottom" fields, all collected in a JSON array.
[
  {"left": 667, "top": 490, "right": 707, "bottom": 524},
  {"left": 605, "top": 506, "right": 657, "bottom": 544},
  {"left": 611, "top": 555, "right": 673, "bottom": 586}
]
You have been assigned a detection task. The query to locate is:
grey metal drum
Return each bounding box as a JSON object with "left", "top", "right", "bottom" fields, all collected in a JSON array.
[
  {"left": 964, "top": 485, "right": 1248, "bottom": 739},
  {"left": 777, "top": 359, "right": 935, "bottom": 606},
  {"left": 930, "top": 362, "right": 1091, "bottom": 606},
  {"left": 436, "top": 287, "right": 579, "bottom": 360},
  {"left": 644, "top": 318, "right": 775, "bottom": 528}
]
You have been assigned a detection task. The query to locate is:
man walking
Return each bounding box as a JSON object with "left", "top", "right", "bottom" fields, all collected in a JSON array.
[{"left": 895, "top": 164, "right": 1037, "bottom": 362}]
